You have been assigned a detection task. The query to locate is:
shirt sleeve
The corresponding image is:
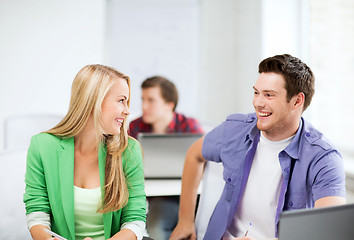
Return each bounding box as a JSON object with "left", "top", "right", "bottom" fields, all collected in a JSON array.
[
  {"left": 120, "top": 221, "right": 145, "bottom": 240},
  {"left": 121, "top": 139, "right": 147, "bottom": 224},
  {"left": 23, "top": 135, "right": 51, "bottom": 215},
  {"left": 27, "top": 211, "right": 51, "bottom": 229},
  {"left": 201, "top": 121, "right": 225, "bottom": 163},
  {"left": 310, "top": 150, "right": 346, "bottom": 201}
]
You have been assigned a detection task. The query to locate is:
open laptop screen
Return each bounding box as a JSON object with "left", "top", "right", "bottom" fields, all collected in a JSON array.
[
  {"left": 138, "top": 133, "right": 203, "bottom": 179},
  {"left": 278, "top": 203, "right": 354, "bottom": 240}
]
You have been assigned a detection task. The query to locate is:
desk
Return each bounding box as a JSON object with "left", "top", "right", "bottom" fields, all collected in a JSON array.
[{"left": 144, "top": 179, "right": 202, "bottom": 197}]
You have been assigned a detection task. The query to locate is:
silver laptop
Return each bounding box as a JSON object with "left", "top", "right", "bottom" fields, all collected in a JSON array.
[
  {"left": 278, "top": 203, "right": 354, "bottom": 240},
  {"left": 138, "top": 133, "right": 203, "bottom": 179}
]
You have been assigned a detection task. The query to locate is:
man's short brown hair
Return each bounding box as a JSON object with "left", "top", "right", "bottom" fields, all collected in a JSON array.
[
  {"left": 258, "top": 54, "right": 315, "bottom": 111},
  {"left": 142, "top": 76, "right": 178, "bottom": 111}
]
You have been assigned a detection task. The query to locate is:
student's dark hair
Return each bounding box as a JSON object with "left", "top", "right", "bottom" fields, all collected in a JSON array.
[
  {"left": 258, "top": 54, "right": 315, "bottom": 111},
  {"left": 141, "top": 76, "right": 178, "bottom": 111}
]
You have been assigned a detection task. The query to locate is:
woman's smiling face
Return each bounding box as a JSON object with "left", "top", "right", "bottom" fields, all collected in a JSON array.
[{"left": 100, "top": 78, "right": 130, "bottom": 135}]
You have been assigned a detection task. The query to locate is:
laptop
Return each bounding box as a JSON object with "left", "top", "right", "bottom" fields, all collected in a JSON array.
[
  {"left": 137, "top": 133, "right": 203, "bottom": 179},
  {"left": 278, "top": 203, "right": 354, "bottom": 240}
]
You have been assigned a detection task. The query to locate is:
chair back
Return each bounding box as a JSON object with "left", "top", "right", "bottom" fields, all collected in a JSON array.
[
  {"left": 0, "top": 149, "right": 31, "bottom": 239},
  {"left": 4, "top": 114, "right": 62, "bottom": 150},
  {"left": 195, "top": 161, "right": 224, "bottom": 239}
]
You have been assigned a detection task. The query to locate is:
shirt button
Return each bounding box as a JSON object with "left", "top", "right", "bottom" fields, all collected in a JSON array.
[
  {"left": 306, "top": 132, "right": 311, "bottom": 137},
  {"left": 227, "top": 178, "right": 231, "bottom": 182},
  {"left": 284, "top": 168, "right": 290, "bottom": 174},
  {"left": 289, "top": 201, "right": 294, "bottom": 207}
]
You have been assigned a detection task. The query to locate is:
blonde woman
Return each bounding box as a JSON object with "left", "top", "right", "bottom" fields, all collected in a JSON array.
[{"left": 24, "top": 65, "right": 147, "bottom": 240}]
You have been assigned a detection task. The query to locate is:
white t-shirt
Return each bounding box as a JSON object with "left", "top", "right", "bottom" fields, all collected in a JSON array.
[{"left": 223, "top": 132, "right": 294, "bottom": 239}]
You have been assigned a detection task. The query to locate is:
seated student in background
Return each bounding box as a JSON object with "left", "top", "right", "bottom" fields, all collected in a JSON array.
[
  {"left": 129, "top": 76, "right": 203, "bottom": 240},
  {"left": 24, "top": 65, "right": 146, "bottom": 240},
  {"left": 129, "top": 76, "right": 203, "bottom": 138},
  {"left": 170, "top": 54, "right": 346, "bottom": 240}
]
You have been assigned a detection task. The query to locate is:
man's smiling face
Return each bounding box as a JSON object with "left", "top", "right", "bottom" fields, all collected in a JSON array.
[{"left": 253, "top": 72, "right": 300, "bottom": 141}]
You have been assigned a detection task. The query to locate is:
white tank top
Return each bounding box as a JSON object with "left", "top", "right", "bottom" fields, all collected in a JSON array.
[{"left": 74, "top": 185, "right": 105, "bottom": 240}]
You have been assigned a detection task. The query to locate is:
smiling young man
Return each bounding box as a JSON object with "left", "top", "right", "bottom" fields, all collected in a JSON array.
[
  {"left": 169, "top": 54, "right": 346, "bottom": 240},
  {"left": 129, "top": 76, "right": 203, "bottom": 240}
]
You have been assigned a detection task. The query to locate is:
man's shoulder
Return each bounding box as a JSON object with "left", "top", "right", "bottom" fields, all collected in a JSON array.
[
  {"left": 129, "top": 116, "right": 144, "bottom": 125},
  {"left": 205, "top": 113, "right": 257, "bottom": 141},
  {"left": 226, "top": 113, "right": 257, "bottom": 124},
  {"left": 175, "top": 112, "right": 197, "bottom": 122},
  {"left": 301, "top": 118, "right": 336, "bottom": 151},
  {"left": 174, "top": 112, "right": 201, "bottom": 125},
  {"left": 128, "top": 116, "right": 150, "bottom": 138}
]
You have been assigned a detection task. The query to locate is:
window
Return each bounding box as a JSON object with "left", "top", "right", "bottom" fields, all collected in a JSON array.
[{"left": 309, "top": 0, "right": 354, "bottom": 157}]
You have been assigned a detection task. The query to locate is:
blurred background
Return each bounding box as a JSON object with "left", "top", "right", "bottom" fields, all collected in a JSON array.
[
  {"left": 0, "top": 0, "right": 354, "bottom": 189},
  {"left": 1, "top": 1, "right": 354, "bottom": 239}
]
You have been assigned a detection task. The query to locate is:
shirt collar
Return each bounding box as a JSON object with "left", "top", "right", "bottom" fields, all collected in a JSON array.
[
  {"left": 283, "top": 117, "right": 303, "bottom": 160},
  {"left": 167, "top": 112, "right": 177, "bottom": 132},
  {"left": 245, "top": 113, "right": 259, "bottom": 143},
  {"left": 245, "top": 113, "right": 303, "bottom": 160}
]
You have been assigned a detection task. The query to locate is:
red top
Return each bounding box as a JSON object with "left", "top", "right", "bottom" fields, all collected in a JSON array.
[{"left": 128, "top": 112, "right": 204, "bottom": 139}]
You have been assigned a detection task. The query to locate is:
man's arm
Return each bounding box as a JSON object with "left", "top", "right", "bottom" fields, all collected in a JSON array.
[
  {"left": 314, "top": 196, "right": 346, "bottom": 208},
  {"left": 169, "top": 137, "right": 206, "bottom": 240}
]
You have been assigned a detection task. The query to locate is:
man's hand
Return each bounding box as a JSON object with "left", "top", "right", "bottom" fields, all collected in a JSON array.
[
  {"left": 169, "top": 220, "right": 196, "bottom": 240},
  {"left": 170, "top": 137, "right": 205, "bottom": 240}
]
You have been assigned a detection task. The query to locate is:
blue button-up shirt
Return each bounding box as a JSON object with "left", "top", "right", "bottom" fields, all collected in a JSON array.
[{"left": 201, "top": 113, "right": 346, "bottom": 240}]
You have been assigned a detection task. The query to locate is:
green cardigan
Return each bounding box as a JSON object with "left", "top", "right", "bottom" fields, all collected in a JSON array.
[{"left": 23, "top": 133, "right": 146, "bottom": 240}]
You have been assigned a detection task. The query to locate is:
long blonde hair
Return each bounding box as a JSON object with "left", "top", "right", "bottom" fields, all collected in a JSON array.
[{"left": 46, "top": 64, "right": 130, "bottom": 213}]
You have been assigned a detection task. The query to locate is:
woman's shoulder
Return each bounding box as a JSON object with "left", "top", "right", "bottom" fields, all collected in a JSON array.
[
  {"left": 126, "top": 136, "right": 141, "bottom": 151},
  {"left": 30, "top": 132, "right": 64, "bottom": 149},
  {"left": 127, "top": 136, "right": 138, "bottom": 144},
  {"left": 122, "top": 137, "right": 142, "bottom": 161},
  {"left": 122, "top": 137, "right": 144, "bottom": 175},
  {"left": 33, "top": 132, "right": 61, "bottom": 142},
  {"left": 27, "top": 133, "right": 66, "bottom": 160}
]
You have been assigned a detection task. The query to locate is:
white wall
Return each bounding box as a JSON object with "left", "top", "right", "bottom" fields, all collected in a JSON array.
[
  {"left": 106, "top": 0, "right": 267, "bottom": 126},
  {"left": 198, "top": 0, "right": 263, "bottom": 125},
  {"left": 106, "top": 0, "right": 200, "bottom": 120},
  {"left": 308, "top": 0, "right": 354, "bottom": 153},
  {"left": 0, "top": 0, "right": 304, "bottom": 148},
  {"left": 0, "top": 0, "right": 106, "bottom": 149},
  {"left": 197, "top": 0, "right": 306, "bottom": 125},
  {"left": 261, "top": 0, "right": 304, "bottom": 59},
  {"left": 197, "top": 0, "right": 309, "bottom": 125}
]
